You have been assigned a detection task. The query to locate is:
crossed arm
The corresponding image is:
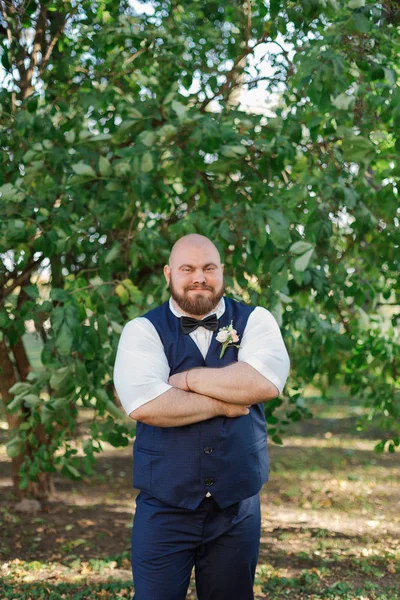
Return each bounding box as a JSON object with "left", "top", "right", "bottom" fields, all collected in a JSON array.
[
  {"left": 130, "top": 362, "right": 279, "bottom": 428},
  {"left": 115, "top": 309, "right": 289, "bottom": 428}
]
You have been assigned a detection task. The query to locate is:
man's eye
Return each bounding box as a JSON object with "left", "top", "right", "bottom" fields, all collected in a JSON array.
[{"left": 206, "top": 267, "right": 215, "bottom": 271}]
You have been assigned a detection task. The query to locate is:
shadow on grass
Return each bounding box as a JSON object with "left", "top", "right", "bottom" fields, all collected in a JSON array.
[
  {"left": 269, "top": 444, "right": 399, "bottom": 472},
  {"left": 283, "top": 415, "right": 392, "bottom": 440},
  {"left": 0, "top": 581, "right": 133, "bottom": 600}
]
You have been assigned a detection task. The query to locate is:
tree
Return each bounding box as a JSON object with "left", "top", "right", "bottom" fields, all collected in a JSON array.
[{"left": 0, "top": 0, "right": 398, "bottom": 500}]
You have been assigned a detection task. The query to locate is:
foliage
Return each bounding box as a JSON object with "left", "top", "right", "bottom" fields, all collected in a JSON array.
[{"left": 0, "top": 0, "right": 399, "bottom": 495}]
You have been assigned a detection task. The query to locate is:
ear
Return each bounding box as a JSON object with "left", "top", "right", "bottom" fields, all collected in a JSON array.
[
  {"left": 221, "top": 263, "right": 224, "bottom": 272},
  {"left": 164, "top": 265, "right": 171, "bottom": 286}
]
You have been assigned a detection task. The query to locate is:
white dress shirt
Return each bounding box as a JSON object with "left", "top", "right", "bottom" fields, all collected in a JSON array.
[{"left": 114, "top": 297, "right": 290, "bottom": 416}]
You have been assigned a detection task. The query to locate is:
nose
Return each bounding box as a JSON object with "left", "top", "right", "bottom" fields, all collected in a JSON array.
[{"left": 192, "top": 269, "right": 206, "bottom": 284}]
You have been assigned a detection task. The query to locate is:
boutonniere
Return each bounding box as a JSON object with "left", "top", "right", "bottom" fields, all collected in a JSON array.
[{"left": 216, "top": 321, "right": 240, "bottom": 359}]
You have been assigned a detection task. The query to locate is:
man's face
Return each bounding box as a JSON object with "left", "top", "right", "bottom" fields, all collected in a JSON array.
[{"left": 164, "top": 242, "right": 225, "bottom": 317}]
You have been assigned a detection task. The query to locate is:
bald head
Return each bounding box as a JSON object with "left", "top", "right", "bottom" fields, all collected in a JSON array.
[
  {"left": 168, "top": 234, "right": 221, "bottom": 268},
  {"left": 164, "top": 234, "right": 225, "bottom": 317}
]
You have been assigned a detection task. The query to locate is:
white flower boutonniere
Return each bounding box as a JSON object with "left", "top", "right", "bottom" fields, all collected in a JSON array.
[{"left": 216, "top": 321, "right": 240, "bottom": 359}]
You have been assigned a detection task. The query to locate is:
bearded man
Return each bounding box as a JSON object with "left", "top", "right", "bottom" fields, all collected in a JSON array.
[{"left": 114, "top": 234, "right": 290, "bottom": 600}]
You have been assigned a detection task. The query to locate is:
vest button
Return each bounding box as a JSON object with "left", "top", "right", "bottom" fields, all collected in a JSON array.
[
  {"left": 205, "top": 477, "right": 215, "bottom": 487},
  {"left": 203, "top": 446, "right": 213, "bottom": 454}
]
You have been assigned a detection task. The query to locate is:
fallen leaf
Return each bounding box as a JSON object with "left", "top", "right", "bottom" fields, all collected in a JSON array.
[
  {"left": 387, "top": 561, "right": 396, "bottom": 574},
  {"left": 77, "top": 519, "right": 95, "bottom": 528}
]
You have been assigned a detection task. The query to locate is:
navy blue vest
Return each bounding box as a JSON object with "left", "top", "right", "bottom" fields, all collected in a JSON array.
[{"left": 133, "top": 297, "right": 269, "bottom": 509}]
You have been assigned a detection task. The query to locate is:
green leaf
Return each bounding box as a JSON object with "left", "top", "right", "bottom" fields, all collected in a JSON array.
[
  {"left": 88, "top": 133, "right": 112, "bottom": 142},
  {"left": 266, "top": 210, "right": 291, "bottom": 249},
  {"left": 383, "top": 67, "right": 397, "bottom": 86},
  {"left": 159, "top": 124, "right": 177, "bottom": 141},
  {"left": 105, "top": 399, "right": 126, "bottom": 421},
  {"left": 0, "top": 183, "right": 25, "bottom": 202},
  {"left": 97, "top": 315, "right": 109, "bottom": 343},
  {"left": 24, "top": 285, "right": 39, "bottom": 299},
  {"left": 105, "top": 182, "right": 120, "bottom": 191},
  {"left": 22, "top": 394, "right": 41, "bottom": 407},
  {"left": 62, "top": 464, "right": 81, "bottom": 479},
  {"left": 105, "top": 244, "right": 120, "bottom": 264},
  {"left": 75, "top": 361, "right": 89, "bottom": 386},
  {"left": 114, "top": 160, "right": 131, "bottom": 177},
  {"left": 55, "top": 322, "right": 74, "bottom": 356},
  {"left": 140, "top": 131, "right": 157, "bottom": 147},
  {"left": 116, "top": 120, "right": 139, "bottom": 137},
  {"left": 270, "top": 0, "right": 280, "bottom": 19},
  {"left": 141, "top": 152, "right": 154, "bottom": 173},
  {"left": 290, "top": 241, "right": 313, "bottom": 255},
  {"left": 392, "top": 105, "right": 400, "bottom": 131},
  {"left": 171, "top": 100, "right": 187, "bottom": 120},
  {"left": 332, "top": 93, "right": 355, "bottom": 111},
  {"left": 99, "top": 156, "right": 112, "bottom": 177},
  {"left": 110, "top": 321, "right": 123, "bottom": 334},
  {"left": 286, "top": 121, "right": 302, "bottom": 143},
  {"left": 71, "top": 162, "right": 97, "bottom": 178},
  {"left": 127, "top": 107, "right": 143, "bottom": 119},
  {"left": 50, "top": 366, "right": 71, "bottom": 391},
  {"left": 6, "top": 438, "right": 24, "bottom": 458},
  {"left": 6, "top": 396, "right": 24, "bottom": 413},
  {"left": 65, "top": 130, "right": 76, "bottom": 143},
  {"left": 271, "top": 433, "right": 283, "bottom": 445},
  {"left": 277, "top": 292, "right": 292, "bottom": 304},
  {"left": 121, "top": 278, "right": 141, "bottom": 301},
  {"left": 8, "top": 382, "right": 31, "bottom": 396},
  {"left": 348, "top": 0, "right": 365, "bottom": 8},
  {"left": 341, "top": 136, "right": 375, "bottom": 163},
  {"left": 50, "top": 288, "right": 70, "bottom": 302},
  {"left": 220, "top": 145, "right": 247, "bottom": 158},
  {"left": 294, "top": 248, "right": 314, "bottom": 272},
  {"left": 351, "top": 13, "right": 371, "bottom": 33},
  {"left": 115, "top": 283, "right": 130, "bottom": 305}
]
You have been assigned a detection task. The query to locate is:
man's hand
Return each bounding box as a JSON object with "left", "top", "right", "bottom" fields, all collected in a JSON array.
[
  {"left": 218, "top": 401, "right": 250, "bottom": 418},
  {"left": 169, "top": 371, "right": 190, "bottom": 391}
]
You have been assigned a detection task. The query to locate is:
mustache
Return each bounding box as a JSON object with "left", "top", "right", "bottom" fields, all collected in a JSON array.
[{"left": 185, "top": 285, "right": 214, "bottom": 291}]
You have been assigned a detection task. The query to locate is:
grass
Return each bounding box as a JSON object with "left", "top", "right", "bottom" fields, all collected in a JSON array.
[{"left": 1, "top": 394, "right": 399, "bottom": 599}]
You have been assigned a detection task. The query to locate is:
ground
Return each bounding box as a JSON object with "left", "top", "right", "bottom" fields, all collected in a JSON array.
[{"left": 0, "top": 400, "right": 399, "bottom": 599}]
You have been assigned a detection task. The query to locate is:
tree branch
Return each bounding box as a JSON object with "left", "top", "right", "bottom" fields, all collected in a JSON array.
[
  {"left": 0, "top": 1, "right": 12, "bottom": 45},
  {"left": 21, "top": 3, "right": 47, "bottom": 99},
  {"left": 0, "top": 256, "right": 44, "bottom": 303},
  {"left": 39, "top": 7, "right": 79, "bottom": 77}
]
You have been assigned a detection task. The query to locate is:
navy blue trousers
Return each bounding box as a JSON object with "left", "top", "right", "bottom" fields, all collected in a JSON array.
[{"left": 131, "top": 492, "right": 261, "bottom": 600}]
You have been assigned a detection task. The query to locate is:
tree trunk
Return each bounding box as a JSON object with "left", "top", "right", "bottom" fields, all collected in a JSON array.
[
  {"left": 0, "top": 338, "right": 24, "bottom": 493},
  {"left": 1, "top": 333, "right": 55, "bottom": 501},
  {"left": 11, "top": 335, "right": 55, "bottom": 500}
]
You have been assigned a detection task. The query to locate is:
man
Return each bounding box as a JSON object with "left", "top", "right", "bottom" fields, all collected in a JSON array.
[{"left": 114, "top": 234, "right": 290, "bottom": 600}]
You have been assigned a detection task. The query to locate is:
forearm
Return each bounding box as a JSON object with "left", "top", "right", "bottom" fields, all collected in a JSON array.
[
  {"left": 187, "top": 362, "right": 279, "bottom": 405},
  {"left": 130, "top": 387, "right": 248, "bottom": 427}
]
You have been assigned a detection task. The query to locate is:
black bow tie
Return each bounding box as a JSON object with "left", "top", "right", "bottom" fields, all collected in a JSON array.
[{"left": 180, "top": 314, "right": 219, "bottom": 335}]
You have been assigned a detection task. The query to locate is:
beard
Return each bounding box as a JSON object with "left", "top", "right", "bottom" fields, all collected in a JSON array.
[{"left": 169, "top": 276, "right": 225, "bottom": 316}]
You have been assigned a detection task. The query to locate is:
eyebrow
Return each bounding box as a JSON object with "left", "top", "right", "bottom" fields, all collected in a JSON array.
[{"left": 178, "top": 263, "right": 218, "bottom": 269}]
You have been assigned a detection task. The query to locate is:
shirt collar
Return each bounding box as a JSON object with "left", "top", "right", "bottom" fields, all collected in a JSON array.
[{"left": 169, "top": 296, "right": 225, "bottom": 320}]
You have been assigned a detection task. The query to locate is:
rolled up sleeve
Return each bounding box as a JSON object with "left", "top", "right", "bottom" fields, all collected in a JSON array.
[
  {"left": 238, "top": 307, "right": 290, "bottom": 395},
  {"left": 113, "top": 317, "right": 172, "bottom": 416}
]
